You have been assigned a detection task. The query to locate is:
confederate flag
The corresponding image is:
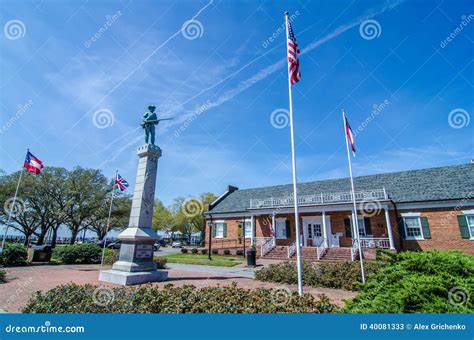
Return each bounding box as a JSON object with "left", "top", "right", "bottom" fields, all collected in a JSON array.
[
  {"left": 344, "top": 115, "right": 356, "bottom": 157},
  {"left": 24, "top": 150, "right": 43, "bottom": 174}
]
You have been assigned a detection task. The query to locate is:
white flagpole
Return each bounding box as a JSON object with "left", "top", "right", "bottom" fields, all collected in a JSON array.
[
  {"left": 101, "top": 170, "right": 117, "bottom": 267},
  {"left": 0, "top": 161, "right": 25, "bottom": 254},
  {"left": 285, "top": 11, "right": 304, "bottom": 296},
  {"left": 342, "top": 110, "right": 365, "bottom": 283}
]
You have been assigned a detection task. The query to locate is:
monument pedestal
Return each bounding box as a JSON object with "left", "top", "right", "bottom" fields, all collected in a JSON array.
[{"left": 99, "top": 144, "right": 168, "bottom": 285}]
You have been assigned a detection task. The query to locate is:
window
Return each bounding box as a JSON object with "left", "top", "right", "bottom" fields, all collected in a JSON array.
[
  {"left": 276, "top": 219, "right": 287, "bottom": 239},
  {"left": 403, "top": 217, "right": 423, "bottom": 240},
  {"left": 307, "top": 224, "right": 312, "bottom": 238},
  {"left": 349, "top": 216, "right": 366, "bottom": 237},
  {"left": 244, "top": 219, "right": 252, "bottom": 238},
  {"left": 313, "top": 224, "right": 322, "bottom": 237},
  {"left": 467, "top": 215, "right": 474, "bottom": 239},
  {"left": 215, "top": 222, "right": 224, "bottom": 238}
]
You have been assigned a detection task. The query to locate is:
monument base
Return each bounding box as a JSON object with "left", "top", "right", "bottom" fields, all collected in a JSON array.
[{"left": 99, "top": 269, "right": 168, "bottom": 286}]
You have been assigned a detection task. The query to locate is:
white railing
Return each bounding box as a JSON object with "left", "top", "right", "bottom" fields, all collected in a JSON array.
[
  {"left": 249, "top": 188, "right": 387, "bottom": 209},
  {"left": 359, "top": 238, "right": 390, "bottom": 249},
  {"left": 315, "top": 238, "right": 329, "bottom": 260},
  {"left": 260, "top": 237, "right": 276, "bottom": 256},
  {"left": 287, "top": 241, "right": 296, "bottom": 258}
]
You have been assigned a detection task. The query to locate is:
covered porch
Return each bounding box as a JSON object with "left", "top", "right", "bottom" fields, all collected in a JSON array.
[{"left": 247, "top": 188, "right": 396, "bottom": 261}]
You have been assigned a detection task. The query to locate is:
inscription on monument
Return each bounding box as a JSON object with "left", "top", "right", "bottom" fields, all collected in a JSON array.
[{"left": 135, "top": 244, "right": 153, "bottom": 260}]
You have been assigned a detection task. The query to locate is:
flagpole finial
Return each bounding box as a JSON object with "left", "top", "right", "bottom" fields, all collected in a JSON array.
[{"left": 284, "top": 11, "right": 289, "bottom": 16}]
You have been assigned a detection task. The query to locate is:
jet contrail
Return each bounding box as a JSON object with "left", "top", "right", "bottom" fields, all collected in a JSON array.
[{"left": 167, "top": 0, "right": 404, "bottom": 129}]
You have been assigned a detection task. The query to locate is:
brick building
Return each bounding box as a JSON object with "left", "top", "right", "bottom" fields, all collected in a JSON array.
[{"left": 204, "top": 164, "right": 473, "bottom": 260}]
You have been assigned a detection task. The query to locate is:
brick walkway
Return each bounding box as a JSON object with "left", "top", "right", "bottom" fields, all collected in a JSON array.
[{"left": 0, "top": 264, "right": 356, "bottom": 312}]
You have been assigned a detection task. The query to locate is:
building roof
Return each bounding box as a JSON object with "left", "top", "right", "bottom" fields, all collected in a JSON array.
[{"left": 207, "top": 164, "right": 473, "bottom": 214}]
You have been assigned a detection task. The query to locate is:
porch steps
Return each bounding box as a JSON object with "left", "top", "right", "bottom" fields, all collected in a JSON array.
[{"left": 261, "top": 246, "right": 352, "bottom": 262}]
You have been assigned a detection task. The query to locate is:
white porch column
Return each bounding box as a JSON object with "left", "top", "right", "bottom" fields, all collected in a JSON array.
[
  {"left": 322, "top": 211, "right": 328, "bottom": 247},
  {"left": 271, "top": 213, "right": 276, "bottom": 240},
  {"left": 250, "top": 215, "right": 255, "bottom": 246},
  {"left": 384, "top": 205, "right": 396, "bottom": 251},
  {"left": 303, "top": 216, "right": 308, "bottom": 246}
]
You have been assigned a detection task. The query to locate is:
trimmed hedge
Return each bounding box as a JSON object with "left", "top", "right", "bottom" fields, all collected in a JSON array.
[
  {"left": 181, "top": 248, "right": 188, "bottom": 254},
  {"left": 201, "top": 249, "right": 208, "bottom": 255},
  {"left": 102, "top": 248, "right": 119, "bottom": 265},
  {"left": 0, "top": 269, "right": 6, "bottom": 283},
  {"left": 235, "top": 249, "right": 244, "bottom": 256},
  {"left": 255, "top": 260, "right": 382, "bottom": 291},
  {"left": 153, "top": 257, "right": 167, "bottom": 269},
  {"left": 53, "top": 244, "right": 101, "bottom": 264},
  {"left": 344, "top": 251, "right": 474, "bottom": 313},
  {"left": 0, "top": 243, "right": 27, "bottom": 266},
  {"left": 211, "top": 249, "right": 218, "bottom": 255},
  {"left": 223, "top": 249, "right": 230, "bottom": 255},
  {"left": 23, "top": 283, "right": 338, "bottom": 313},
  {"left": 191, "top": 248, "right": 198, "bottom": 254}
]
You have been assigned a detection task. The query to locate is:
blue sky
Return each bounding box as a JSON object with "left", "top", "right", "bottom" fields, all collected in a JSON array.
[{"left": 0, "top": 0, "right": 472, "bottom": 207}]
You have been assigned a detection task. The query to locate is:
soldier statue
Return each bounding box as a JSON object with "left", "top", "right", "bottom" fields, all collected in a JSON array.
[{"left": 141, "top": 105, "right": 173, "bottom": 145}]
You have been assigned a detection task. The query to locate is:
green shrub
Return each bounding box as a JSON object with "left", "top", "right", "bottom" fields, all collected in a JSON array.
[
  {"left": 154, "top": 257, "right": 167, "bottom": 269},
  {"left": 53, "top": 244, "right": 101, "bottom": 264},
  {"left": 0, "top": 243, "right": 27, "bottom": 266},
  {"left": 212, "top": 249, "right": 218, "bottom": 255},
  {"left": 0, "top": 269, "right": 6, "bottom": 283},
  {"left": 102, "top": 248, "right": 119, "bottom": 265},
  {"left": 255, "top": 260, "right": 382, "bottom": 291},
  {"left": 236, "top": 249, "right": 244, "bottom": 256},
  {"left": 201, "top": 249, "right": 208, "bottom": 255},
  {"left": 344, "top": 251, "right": 474, "bottom": 313},
  {"left": 23, "top": 282, "right": 338, "bottom": 313},
  {"left": 223, "top": 249, "right": 230, "bottom": 255},
  {"left": 191, "top": 248, "right": 198, "bottom": 254},
  {"left": 181, "top": 248, "right": 188, "bottom": 254}
]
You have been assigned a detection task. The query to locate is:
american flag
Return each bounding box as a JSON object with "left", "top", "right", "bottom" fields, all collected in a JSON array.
[
  {"left": 344, "top": 114, "right": 356, "bottom": 157},
  {"left": 23, "top": 150, "right": 43, "bottom": 174},
  {"left": 115, "top": 173, "right": 129, "bottom": 191},
  {"left": 287, "top": 20, "right": 301, "bottom": 85}
]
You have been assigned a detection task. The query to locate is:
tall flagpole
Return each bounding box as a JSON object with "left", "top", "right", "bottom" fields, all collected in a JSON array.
[
  {"left": 0, "top": 161, "right": 25, "bottom": 254},
  {"left": 285, "top": 11, "right": 304, "bottom": 296},
  {"left": 101, "top": 170, "right": 117, "bottom": 267},
  {"left": 342, "top": 110, "right": 365, "bottom": 283}
]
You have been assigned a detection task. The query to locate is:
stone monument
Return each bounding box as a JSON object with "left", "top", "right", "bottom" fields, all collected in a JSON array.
[{"left": 99, "top": 105, "right": 171, "bottom": 285}]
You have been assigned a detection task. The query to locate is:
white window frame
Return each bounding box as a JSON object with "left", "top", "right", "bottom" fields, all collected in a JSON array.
[
  {"left": 275, "top": 218, "right": 287, "bottom": 240},
  {"left": 348, "top": 215, "right": 367, "bottom": 238},
  {"left": 214, "top": 220, "right": 224, "bottom": 239},
  {"left": 462, "top": 210, "right": 474, "bottom": 240},
  {"left": 401, "top": 213, "right": 424, "bottom": 240},
  {"left": 243, "top": 218, "right": 252, "bottom": 239}
]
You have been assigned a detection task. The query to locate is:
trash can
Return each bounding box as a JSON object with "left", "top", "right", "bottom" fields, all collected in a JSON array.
[
  {"left": 246, "top": 249, "right": 256, "bottom": 267},
  {"left": 27, "top": 245, "right": 52, "bottom": 262}
]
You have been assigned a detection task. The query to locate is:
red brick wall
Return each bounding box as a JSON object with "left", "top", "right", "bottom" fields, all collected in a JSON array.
[
  {"left": 205, "top": 205, "right": 474, "bottom": 254},
  {"left": 392, "top": 206, "right": 474, "bottom": 255}
]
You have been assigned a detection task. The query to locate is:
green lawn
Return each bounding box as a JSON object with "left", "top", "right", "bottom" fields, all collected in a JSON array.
[{"left": 158, "top": 253, "right": 245, "bottom": 267}]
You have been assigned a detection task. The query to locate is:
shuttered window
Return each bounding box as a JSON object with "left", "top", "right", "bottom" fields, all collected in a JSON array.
[{"left": 403, "top": 217, "right": 424, "bottom": 240}]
